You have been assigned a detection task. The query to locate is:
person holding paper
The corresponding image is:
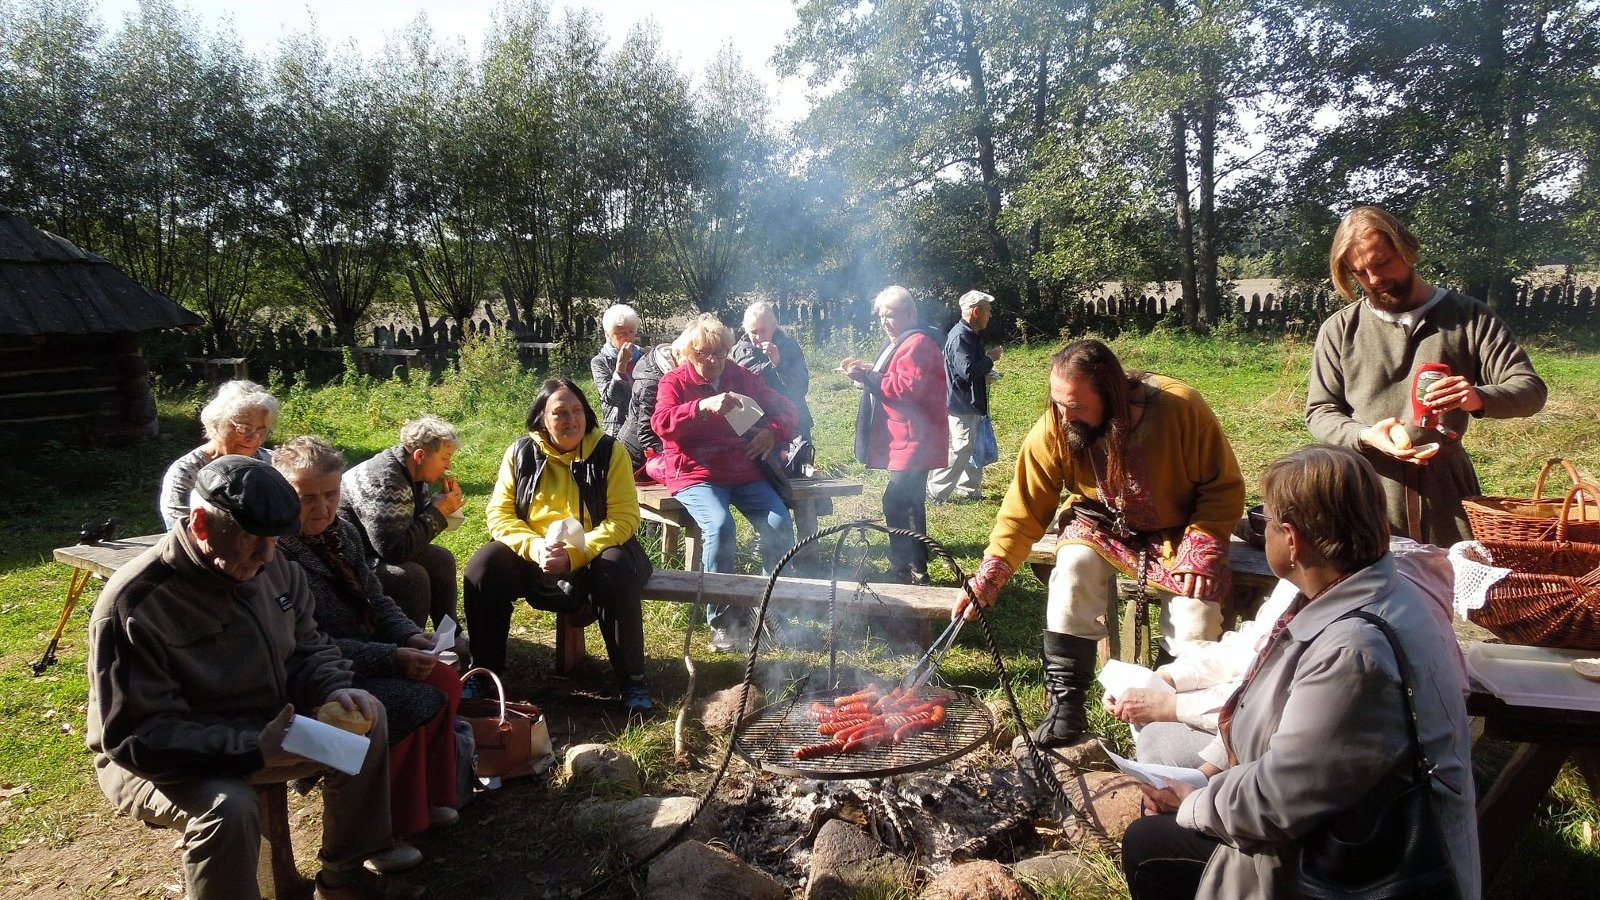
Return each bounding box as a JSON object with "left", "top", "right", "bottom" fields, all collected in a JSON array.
[
  {"left": 1106, "top": 538, "right": 1455, "bottom": 769},
  {"left": 1120, "top": 445, "right": 1477, "bottom": 900},
  {"left": 86, "top": 456, "right": 423, "bottom": 900},
  {"left": 340, "top": 415, "right": 464, "bottom": 632},
  {"left": 274, "top": 437, "right": 461, "bottom": 863},
  {"left": 465, "top": 377, "right": 657, "bottom": 713},
  {"left": 653, "top": 313, "right": 799, "bottom": 652},
  {"left": 839, "top": 285, "right": 948, "bottom": 585}
]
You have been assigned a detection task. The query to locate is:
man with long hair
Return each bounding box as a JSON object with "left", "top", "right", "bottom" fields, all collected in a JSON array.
[
  {"left": 1309, "top": 205, "right": 1547, "bottom": 545},
  {"left": 954, "top": 340, "right": 1245, "bottom": 754}
]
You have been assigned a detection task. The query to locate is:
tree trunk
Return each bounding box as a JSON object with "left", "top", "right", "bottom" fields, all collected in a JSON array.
[
  {"left": 1196, "top": 92, "right": 1219, "bottom": 329},
  {"left": 1169, "top": 108, "right": 1198, "bottom": 329},
  {"left": 958, "top": 3, "right": 1011, "bottom": 273}
]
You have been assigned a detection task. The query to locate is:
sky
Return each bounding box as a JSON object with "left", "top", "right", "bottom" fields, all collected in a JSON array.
[{"left": 93, "top": 0, "right": 812, "bottom": 123}]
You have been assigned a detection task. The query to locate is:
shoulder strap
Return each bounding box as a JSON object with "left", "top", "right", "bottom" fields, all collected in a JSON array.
[
  {"left": 1336, "top": 608, "right": 1435, "bottom": 780},
  {"left": 571, "top": 435, "right": 614, "bottom": 526},
  {"left": 512, "top": 435, "right": 545, "bottom": 523}
]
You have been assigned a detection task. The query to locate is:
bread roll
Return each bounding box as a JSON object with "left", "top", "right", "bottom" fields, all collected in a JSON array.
[
  {"left": 1413, "top": 443, "right": 1441, "bottom": 460},
  {"left": 1573, "top": 658, "right": 1600, "bottom": 682},
  {"left": 316, "top": 700, "right": 374, "bottom": 735},
  {"left": 1388, "top": 422, "right": 1413, "bottom": 450}
]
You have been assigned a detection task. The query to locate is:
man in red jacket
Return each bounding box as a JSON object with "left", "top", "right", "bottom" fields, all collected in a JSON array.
[{"left": 841, "top": 285, "right": 950, "bottom": 584}]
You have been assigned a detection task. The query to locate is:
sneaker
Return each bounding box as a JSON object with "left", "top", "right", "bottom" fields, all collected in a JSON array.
[
  {"left": 461, "top": 673, "right": 492, "bottom": 701},
  {"left": 316, "top": 868, "right": 425, "bottom": 899},
  {"left": 708, "top": 625, "right": 749, "bottom": 653},
  {"left": 622, "top": 681, "right": 656, "bottom": 715},
  {"left": 362, "top": 840, "right": 422, "bottom": 875},
  {"left": 427, "top": 805, "right": 460, "bottom": 829}
]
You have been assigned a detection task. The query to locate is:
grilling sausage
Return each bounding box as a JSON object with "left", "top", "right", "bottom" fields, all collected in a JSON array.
[{"left": 794, "top": 739, "right": 847, "bottom": 759}]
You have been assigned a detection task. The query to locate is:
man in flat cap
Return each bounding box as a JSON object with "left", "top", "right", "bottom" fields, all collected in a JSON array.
[
  {"left": 86, "top": 456, "right": 424, "bottom": 900},
  {"left": 929, "top": 289, "right": 1002, "bottom": 502}
]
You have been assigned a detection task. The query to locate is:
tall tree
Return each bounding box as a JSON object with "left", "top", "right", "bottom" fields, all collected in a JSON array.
[
  {"left": 385, "top": 17, "right": 495, "bottom": 334},
  {"left": 0, "top": 0, "right": 108, "bottom": 248},
  {"left": 267, "top": 31, "right": 402, "bottom": 346}
]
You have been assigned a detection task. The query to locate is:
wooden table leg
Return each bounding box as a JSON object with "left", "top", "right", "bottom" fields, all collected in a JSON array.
[
  {"left": 790, "top": 501, "right": 820, "bottom": 575},
  {"left": 554, "top": 612, "right": 587, "bottom": 674},
  {"left": 660, "top": 520, "right": 681, "bottom": 569},
  {"left": 1477, "top": 742, "right": 1572, "bottom": 885},
  {"left": 255, "top": 783, "right": 312, "bottom": 899}
]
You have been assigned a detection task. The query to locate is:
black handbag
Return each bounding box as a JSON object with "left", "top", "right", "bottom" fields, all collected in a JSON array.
[{"left": 1297, "top": 609, "right": 1462, "bottom": 900}]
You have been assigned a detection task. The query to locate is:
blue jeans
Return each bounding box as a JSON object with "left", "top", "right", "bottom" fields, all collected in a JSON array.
[{"left": 675, "top": 479, "right": 796, "bottom": 629}]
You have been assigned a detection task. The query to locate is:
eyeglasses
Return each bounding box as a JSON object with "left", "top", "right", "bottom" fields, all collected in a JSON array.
[
  {"left": 230, "top": 421, "right": 272, "bottom": 440},
  {"left": 689, "top": 347, "right": 728, "bottom": 362}
]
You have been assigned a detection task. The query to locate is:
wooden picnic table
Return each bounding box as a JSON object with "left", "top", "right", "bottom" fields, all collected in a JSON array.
[
  {"left": 34, "top": 534, "right": 164, "bottom": 675},
  {"left": 635, "top": 477, "right": 864, "bottom": 572},
  {"left": 1468, "top": 686, "right": 1600, "bottom": 885}
]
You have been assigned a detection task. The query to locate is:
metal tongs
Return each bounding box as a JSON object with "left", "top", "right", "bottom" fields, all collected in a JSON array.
[{"left": 900, "top": 615, "right": 966, "bottom": 691}]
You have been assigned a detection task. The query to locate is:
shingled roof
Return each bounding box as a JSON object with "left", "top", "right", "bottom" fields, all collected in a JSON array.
[{"left": 0, "top": 208, "right": 201, "bottom": 337}]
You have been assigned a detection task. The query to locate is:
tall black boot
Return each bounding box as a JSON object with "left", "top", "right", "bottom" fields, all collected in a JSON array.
[{"left": 1034, "top": 631, "right": 1098, "bottom": 748}]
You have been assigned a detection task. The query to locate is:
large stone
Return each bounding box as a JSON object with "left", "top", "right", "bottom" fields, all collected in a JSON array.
[
  {"left": 1070, "top": 771, "right": 1144, "bottom": 841},
  {"left": 645, "top": 840, "right": 785, "bottom": 900},
  {"left": 1012, "top": 733, "right": 1112, "bottom": 774},
  {"left": 575, "top": 796, "right": 719, "bottom": 859},
  {"left": 1011, "top": 850, "right": 1096, "bottom": 888},
  {"left": 564, "top": 743, "right": 641, "bottom": 794},
  {"left": 921, "top": 860, "right": 1035, "bottom": 900},
  {"left": 806, "top": 818, "right": 909, "bottom": 900},
  {"left": 699, "top": 683, "right": 765, "bottom": 734}
]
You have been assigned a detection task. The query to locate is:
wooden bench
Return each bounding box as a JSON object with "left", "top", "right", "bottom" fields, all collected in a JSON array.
[
  {"left": 636, "top": 477, "right": 865, "bottom": 573},
  {"left": 553, "top": 569, "right": 962, "bottom": 672},
  {"left": 1025, "top": 531, "right": 1278, "bottom": 662}
]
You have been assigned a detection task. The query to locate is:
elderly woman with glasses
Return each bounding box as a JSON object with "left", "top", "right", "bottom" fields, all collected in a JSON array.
[
  {"left": 1120, "top": 445, "right": 1476, "bottom": 900},
  {"left": 157, "top": 379, "right": 279, "bottom": 529},
  {"left": 652, "top": 313, "right": 799, "bottom": 653}
]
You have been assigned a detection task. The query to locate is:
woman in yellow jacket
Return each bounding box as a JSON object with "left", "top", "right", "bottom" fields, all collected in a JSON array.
[{"left": 463, "top": 377, "right": 655, "bottom": 713}]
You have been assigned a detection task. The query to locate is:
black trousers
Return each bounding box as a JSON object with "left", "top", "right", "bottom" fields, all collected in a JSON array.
[
  {"left": 1121, "top": 813, "right": 1221, "bottom": 900},
  {"left": 883, "top": 467, "right": 930, "bottom": 576},
  {"left": 463, "top": 537, "right": 651, "bottom": 682}
]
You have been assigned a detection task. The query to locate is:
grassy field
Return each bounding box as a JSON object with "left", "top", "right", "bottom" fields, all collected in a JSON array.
[{"left": 2, "top": 328, "right": 1597, "bottom": 898}]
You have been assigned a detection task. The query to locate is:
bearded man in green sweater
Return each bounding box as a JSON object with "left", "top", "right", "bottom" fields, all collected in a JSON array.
[{"left": 1307, "top": 206, "right": 1548, "bottom": 546}]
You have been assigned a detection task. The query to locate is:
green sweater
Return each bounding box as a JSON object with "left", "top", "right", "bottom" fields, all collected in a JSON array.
[{"left": 1306, "top": 289, "right": 1547, "bottom": 545}]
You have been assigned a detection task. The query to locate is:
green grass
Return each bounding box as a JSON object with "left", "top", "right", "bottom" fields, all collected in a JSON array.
[{"left": 2, "top": 329, "right": 1597, "bottom": 898}]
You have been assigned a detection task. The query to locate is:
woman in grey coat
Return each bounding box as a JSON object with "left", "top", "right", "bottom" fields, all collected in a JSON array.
[{"left": 1121, "top": 445, "right": 1478, "bottom": 900}]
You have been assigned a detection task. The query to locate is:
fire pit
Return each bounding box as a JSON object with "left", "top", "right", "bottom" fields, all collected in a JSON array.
[{"left": 733, "top": 689, "right": 995, "bottom": 780}]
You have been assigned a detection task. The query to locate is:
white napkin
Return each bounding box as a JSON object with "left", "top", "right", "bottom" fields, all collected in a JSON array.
[
  {"left": 546, "top": 517, "right": 586, "bottom": 552},
  {"left": 1100, "top": 742, "right": 1208, "bottom": 790},
  {"left": 722, "top": 393, "right": 764, "bottom": 436},
  {"left": 1448, "top": 541, "right": 1513, "bottom": 620},
  {"left": 282, "top": 714, "right": 370, "bottom": 776},
  {"left": 1097, "top": 659, "right": 1176, "bottom": 737},
  {"left": 431, "top": 616, "right": 457, "bottom": 654}
]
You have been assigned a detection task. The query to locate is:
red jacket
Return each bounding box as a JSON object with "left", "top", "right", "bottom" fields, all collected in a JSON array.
[
  {"left": 652, "top": 360, "right": 798, "bottom": 493},
  {"left": 858, "top": 328, "right": 949, "bottom": 471}
]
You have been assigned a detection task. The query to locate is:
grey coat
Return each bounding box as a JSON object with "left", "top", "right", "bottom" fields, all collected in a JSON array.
[
  {"left": 1176, "top": 553, "right": 1480, "bottom": 900},
  {"left": 1307, "top": 290, "right": 1546, "bottom": 545}
]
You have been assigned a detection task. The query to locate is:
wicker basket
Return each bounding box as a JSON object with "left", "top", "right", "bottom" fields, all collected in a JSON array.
[
  {"left": 1462, "top": 459, "right": 1600, "bottom": 543},
  {"left": 1466, "top": 512, "right": 1600, "bottom": 650}
]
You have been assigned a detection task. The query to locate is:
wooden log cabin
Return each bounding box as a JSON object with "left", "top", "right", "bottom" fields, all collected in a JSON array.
[{"left": 0, "top": 209, "right": 200, "bottom": 444}]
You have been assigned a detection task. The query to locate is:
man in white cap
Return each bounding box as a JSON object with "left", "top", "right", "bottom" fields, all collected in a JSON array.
[
  {"left": 928, "top": 289, "right": 1002, "bottom": 502},
  {"left": 86, "top": 455, "right": 423, "bottom": 900}
]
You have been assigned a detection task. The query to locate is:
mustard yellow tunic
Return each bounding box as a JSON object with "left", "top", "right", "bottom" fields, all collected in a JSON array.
[{"left": 984, "top": 375, "right": 1244, "bottom": 599}]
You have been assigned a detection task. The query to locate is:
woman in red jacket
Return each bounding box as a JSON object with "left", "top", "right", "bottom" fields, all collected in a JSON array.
[
  {"left": 840, "top": 286, "right": 949, "bottom": 584},
  {"left": 653, "top": 313, "right": 799, "bottom": 652}
]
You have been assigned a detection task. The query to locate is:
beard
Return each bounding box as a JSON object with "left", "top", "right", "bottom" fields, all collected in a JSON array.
[
  {"left": 1364, "top": 272, "right": 1421, "bottom": 313},
  {"left": 1064, "top": 419, "right": 1108, "bottom": 453}
]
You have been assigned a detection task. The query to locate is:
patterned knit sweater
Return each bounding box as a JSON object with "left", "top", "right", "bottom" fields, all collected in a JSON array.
[{"left": 340, "top": 445, "right": 447, "bottom": 566}]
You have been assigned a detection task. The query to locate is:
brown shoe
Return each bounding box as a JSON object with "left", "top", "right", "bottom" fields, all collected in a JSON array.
[{"left": 315, "top": 869, "right": 426, "bottom": 899}]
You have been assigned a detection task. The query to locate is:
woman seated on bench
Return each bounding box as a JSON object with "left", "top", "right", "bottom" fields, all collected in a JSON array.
[
  {"left": 463, "top": 378, "right": 656, "bottom": 714},
  {"left": 158, "top": 379, "right": 278, "bottom": 529},
  {"left": 271, "top": 436, "right": 461, "bottom": 874},
  {"left": 652, "top": 313, "right": 799, "bottom": 653},
  {"left": 1103, "top": 537, "right": 1454, "bottom": 769}
]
